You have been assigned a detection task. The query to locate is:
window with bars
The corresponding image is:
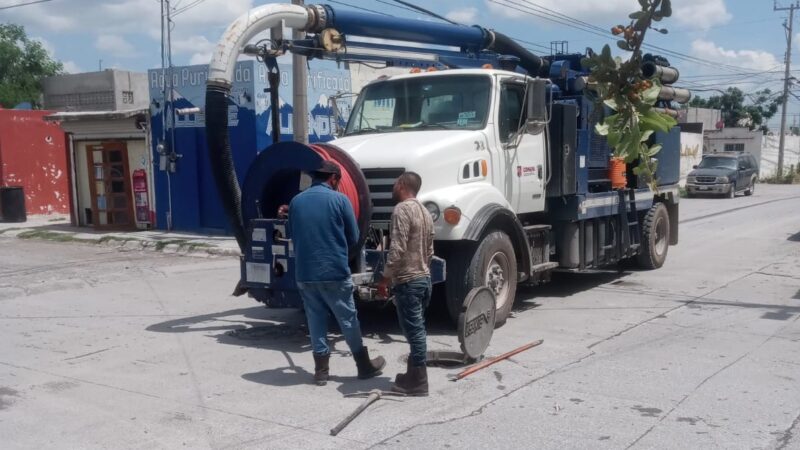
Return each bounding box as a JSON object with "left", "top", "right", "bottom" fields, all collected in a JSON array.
[{"left": 724, "top": 143, "right": 745, "bottom": 152}]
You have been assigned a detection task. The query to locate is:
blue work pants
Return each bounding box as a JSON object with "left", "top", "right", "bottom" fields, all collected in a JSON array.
[
  {"left": 297, "top": 279, "right": 364, "bottom": 356},
  {"left": 394, "top": 277, "right": 432, "bottom": 367}
]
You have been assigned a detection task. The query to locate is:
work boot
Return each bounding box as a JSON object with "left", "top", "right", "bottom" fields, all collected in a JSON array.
[
  {"left": 313, "top": 353, "right": 330, "bottom": 386},
  {"left": 391, "top": 361, "right": 428, "bottom": 396},
  {"left": 353, "top": 346, "right": 385, "bottom": 379}
]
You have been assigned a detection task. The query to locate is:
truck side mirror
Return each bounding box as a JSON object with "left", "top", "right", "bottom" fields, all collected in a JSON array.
[{"left": 526, "top": 78, "right": 548, "bottom": 134}]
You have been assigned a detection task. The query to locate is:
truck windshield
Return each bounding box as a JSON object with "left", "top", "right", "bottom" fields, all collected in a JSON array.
[
  {"left": 698, "top": 156, "right": 737, "bottom": 170},
  {"left": 345, "top": 74, "right": 491, "bottom": 136}
]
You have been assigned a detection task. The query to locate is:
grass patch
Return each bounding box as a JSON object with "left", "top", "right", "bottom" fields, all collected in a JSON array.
[
  {"left": 154, "top": 239, "right": 189, "bottom": 251},
  {"left": 17, "top": 230, "right": 85, "bottom": 242},
  {"left": 47, "top": 217, "right": 67, "bottom": 222},
  {"left": 679, "top": 186, "right": 688, "bottom": 198},
  {"left": 0, "top": 227, "right": 23, "bottom": 235},
  {"left": 762, "top": 164, "right": 800, "bottom": 184}
]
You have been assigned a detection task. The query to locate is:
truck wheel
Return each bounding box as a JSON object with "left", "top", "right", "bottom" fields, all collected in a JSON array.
[
  {"left": 727, "top": 183, "right": 736, "bottom": 199},
  {"left": 446, "top": 232, "right": 517, "bottom": 326},
  {"left": 636, "top": 203, "right": 670, "bottom": 270}
]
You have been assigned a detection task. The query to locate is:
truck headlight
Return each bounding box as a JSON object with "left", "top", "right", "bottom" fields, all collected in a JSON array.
[
  {"left": 717, "top": 176, "right": 729, "bottom": 183},
  {"left": 424, "top": 202, "right": 440, "bottom": 222}
]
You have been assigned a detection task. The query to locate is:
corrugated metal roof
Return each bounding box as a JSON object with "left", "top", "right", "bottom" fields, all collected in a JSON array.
[{"left": 44, "top": 108, "right": 147, "bottom": 122}]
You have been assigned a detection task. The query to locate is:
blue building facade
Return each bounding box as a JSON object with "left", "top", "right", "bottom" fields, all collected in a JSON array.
[{"left": 148, "top": 60, "right": 352, "bottom": 234}]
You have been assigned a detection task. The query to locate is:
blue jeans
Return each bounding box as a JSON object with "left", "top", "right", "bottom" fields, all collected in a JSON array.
[
  {"left": 297, "top": 279, "right": 364, "bottom": 356},
  {"left": 394, "top": 277, "right": 432, "bottom": 367}
]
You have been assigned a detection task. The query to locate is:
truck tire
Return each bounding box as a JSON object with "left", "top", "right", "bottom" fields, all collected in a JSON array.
[
  {"left": 636, "top": 202, "right": 670, "bottom": 270},
  {"left": 446, "top": 231, "right": 517, "bottom": 326},
  {"left": 744, "top": 177, "right": 755, "bottom": 196},
  {"left": 727, "top": 182, "right": 736, "bottom": 199}
]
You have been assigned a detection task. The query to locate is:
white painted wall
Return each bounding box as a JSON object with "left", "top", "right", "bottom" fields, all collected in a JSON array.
[
  {"left": 679, "top": 132, "right": 703, "bottom": 186},
  {"left": 761, "top": 134, "right": 800, "bottom": 177}
]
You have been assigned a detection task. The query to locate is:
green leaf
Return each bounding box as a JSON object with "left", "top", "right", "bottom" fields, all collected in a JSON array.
[
  {"left": 638, "top": 0, "right": 649, "bottom": 7},
  {"left": 629, "top": 11, "right": 645, "bottom": 19},
  {"left": 617, "top": 40, "right": 631, "bottom": 51},
  {"left": 634, "top": 17, "right": 649, "bottom": 31},
  {"left": 642, "top": 84, "right": 661, "bottom": 105},
  {"left": 595, "top": 122, "right": 610, "bottom": 135},
  {"left": 656, "top": 28, "right": 668, "bottom": 34},
  {"left": 601, "top": 44, "right": 612, "bottom": 61},
  {"left": 647, "top": 143, "right": 663, "bottom": 156},
  {"left": 603, "top": 98, "right": 618, "bottom": 110},
  {"left": 640, "top": 109, "right": 672, "bottom": 132},
  {"left": 640, "top": 129, "right": 654, "bottom": 142},
  {"left": 607, "top": 129, "right": 622, "bottom": 147},
  {"left": 652, "top": 12, "right": 663, "bottom": 22}
]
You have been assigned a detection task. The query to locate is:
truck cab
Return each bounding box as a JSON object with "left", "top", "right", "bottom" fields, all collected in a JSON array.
[{"left": 335, "top": 69, "right": 547, "bottom": 237}]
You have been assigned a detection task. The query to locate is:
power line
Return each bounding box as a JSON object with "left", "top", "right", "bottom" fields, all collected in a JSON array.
[
  {"left": 0, "top": 0, "right": 54, "bottom": 10},
  {"left": 490, "top": 0, "right": 777, "bottom": 78},
  {"left": 172, "top": 0, "right": 206, "bottom": 16},
  {"left": 328, "top": 0, "right": 392, "bottom": 16}
]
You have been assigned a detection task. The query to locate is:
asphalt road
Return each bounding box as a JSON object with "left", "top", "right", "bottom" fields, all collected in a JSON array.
[{"left": 1, "top": 184, "right": 799, "bottom": 449}]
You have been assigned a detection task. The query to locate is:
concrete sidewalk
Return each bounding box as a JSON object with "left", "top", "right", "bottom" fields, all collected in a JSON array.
[{"left": 0, "top": 214, "right": 240, "bottom": 258}]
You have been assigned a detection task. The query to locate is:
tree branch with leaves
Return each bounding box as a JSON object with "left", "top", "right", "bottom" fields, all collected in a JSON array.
[
  {"left": 581, "top": 0, "right": 677, "bottom": 190},
  {"left": 0, "top": 24, "right": 63, "bottom": 108}
]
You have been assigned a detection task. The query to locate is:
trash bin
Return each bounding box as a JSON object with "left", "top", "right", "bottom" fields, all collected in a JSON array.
[{"left": 0, "top": 186, "right": 27, "bottom": 223}]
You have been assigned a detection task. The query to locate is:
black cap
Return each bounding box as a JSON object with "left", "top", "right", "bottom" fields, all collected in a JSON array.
[{"left": 315, "top": 160, "right": 341, "bottom": 177}]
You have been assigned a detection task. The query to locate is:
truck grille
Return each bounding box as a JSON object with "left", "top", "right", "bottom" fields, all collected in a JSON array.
[
  {"left": 696, "top": 176, "right": 717, "bottom": 183},
  {"left": 362, "top": 168, "right": 404, "bottom": 224}
]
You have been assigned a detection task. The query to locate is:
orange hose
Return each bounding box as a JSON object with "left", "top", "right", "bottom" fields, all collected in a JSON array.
[{"left": 309, "top": 144, "right": 361, "bottom": 220}]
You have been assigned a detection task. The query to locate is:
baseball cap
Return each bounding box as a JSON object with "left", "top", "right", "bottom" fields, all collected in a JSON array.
[{"left": 315, "top": 160, "right": 341, "bottom": 177}]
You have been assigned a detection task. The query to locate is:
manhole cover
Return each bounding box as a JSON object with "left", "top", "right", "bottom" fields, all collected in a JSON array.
[{"left": 457, "top": 287, "right": 496, "bottom": 361}]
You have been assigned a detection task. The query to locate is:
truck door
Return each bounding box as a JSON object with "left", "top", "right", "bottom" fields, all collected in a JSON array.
[{"left": 498, "top": 81, "right": 546, "bottom": 213}]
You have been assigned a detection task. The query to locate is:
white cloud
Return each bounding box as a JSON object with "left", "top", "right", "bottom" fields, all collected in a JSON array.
[
  {"left": 446, "top": 7, "right": 478, "bottom": 24},
  {"left": 61, "top": 61, "right": 83, "bottom": 74},
  {"left": 33, "top": 37, "right": 55, "bottom": 57},
  {"left": 171, "top": 35, "right": 214, "bottom": 55},
  {"left": 690, "top": 39, "right": 780, "bottom": 71},
  {"left": 95, "top": 35, "right": 138, "bottom": 58},
  {"left": 190, "top": 52, "right": 213, "bottom": 65},
  {"left": 672, "top": 0, "right": 731, "bottom": 30},
  {"left": 486, "top": 0, "right": 633, "bottom": 23}
]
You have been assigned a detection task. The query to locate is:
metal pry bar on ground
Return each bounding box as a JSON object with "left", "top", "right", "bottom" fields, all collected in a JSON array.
[
  {"left": 330, "top": 389, "right": 385, "bottom": 436},
  {"left": 453, "top": 340, "right": 544, "bottom": 381}
]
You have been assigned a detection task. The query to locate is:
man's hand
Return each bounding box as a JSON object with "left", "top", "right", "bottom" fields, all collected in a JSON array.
[
  {"left": 375, "top": 276, "right": 391, "bottom": 299},
  {"left": 277, "top": 204, "right": 289, "bottom": 219}
]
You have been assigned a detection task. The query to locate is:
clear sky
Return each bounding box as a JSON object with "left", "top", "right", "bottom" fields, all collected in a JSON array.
[{"left": 2, "top": 0, "right": 797, "bottom": 128}]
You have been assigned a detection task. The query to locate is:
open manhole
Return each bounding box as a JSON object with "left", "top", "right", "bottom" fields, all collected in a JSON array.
[{"left": 401, "top": 287, "right": 497, "bottom": 368}]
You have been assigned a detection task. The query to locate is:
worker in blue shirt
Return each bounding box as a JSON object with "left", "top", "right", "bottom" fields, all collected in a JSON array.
[{"left": 287, "top": 160, "right": 385, "bottom": 386}]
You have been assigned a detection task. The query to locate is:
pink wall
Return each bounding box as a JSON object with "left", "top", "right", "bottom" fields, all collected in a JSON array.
[{"left": 0, "top": 110, "right": 70, "bottom": 215}]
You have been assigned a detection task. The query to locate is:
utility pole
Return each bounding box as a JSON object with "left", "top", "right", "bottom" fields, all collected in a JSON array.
[
  {"left": 774, "top": 1, "right": 798, "bottom": 178},
  {"left": 292, "top": 0, "right": 309, "bottom": 144}
]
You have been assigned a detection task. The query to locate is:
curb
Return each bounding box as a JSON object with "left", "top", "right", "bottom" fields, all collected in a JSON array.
[{"left": 0, "top": 228, "right": 241, "bottom": 258}]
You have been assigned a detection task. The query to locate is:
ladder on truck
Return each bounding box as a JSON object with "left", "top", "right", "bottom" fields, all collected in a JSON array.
[{"left": 617, "top": 188, "right": 640, "bottom": 259}]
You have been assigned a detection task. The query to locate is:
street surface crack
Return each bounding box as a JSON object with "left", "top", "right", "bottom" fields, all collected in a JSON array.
[
  {"left": 680, "top": 196, "right": 800, "bottom": 224},
  {"left": 775, "top": 410, "right": 800, "bottom": 450}
]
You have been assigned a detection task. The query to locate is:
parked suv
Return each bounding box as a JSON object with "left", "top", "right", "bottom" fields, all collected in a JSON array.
[{"left": 686, "top": 152, "right": 759, "bottom": 198}]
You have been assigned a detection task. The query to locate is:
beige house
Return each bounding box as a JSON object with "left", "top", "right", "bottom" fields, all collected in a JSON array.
[{"left": 46, "top": 110, "right": 155, "bottom": 230}]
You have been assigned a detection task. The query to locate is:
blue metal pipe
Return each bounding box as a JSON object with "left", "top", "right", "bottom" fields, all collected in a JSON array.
[{"left": 321, "top": 5, "right": 490, "bottom": 51}]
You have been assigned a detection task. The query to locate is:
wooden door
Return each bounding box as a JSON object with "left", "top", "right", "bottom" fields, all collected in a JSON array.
[{"left": 86, "top": 142, "right": 135, "bottom": 230}]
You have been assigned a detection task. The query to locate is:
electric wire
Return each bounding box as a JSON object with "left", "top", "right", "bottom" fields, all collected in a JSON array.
[{"left": 0, "top": 0, "right": 54, "bottom": 10}]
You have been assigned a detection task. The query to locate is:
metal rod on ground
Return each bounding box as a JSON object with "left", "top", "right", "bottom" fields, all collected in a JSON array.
[
  {"left": 454, "top": 340, "right": 544, "bottom": 381},
  {"left": 330, "top": 389, "right": 382, "bottom": 436}
]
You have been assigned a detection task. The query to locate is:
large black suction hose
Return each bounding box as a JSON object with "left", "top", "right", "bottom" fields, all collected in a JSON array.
[
  {"left": 206, "top": 84, "right": 247, "bottom": 252},
  {"left": 489, "top": 31, "right": 548, "bottom": 76}
]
